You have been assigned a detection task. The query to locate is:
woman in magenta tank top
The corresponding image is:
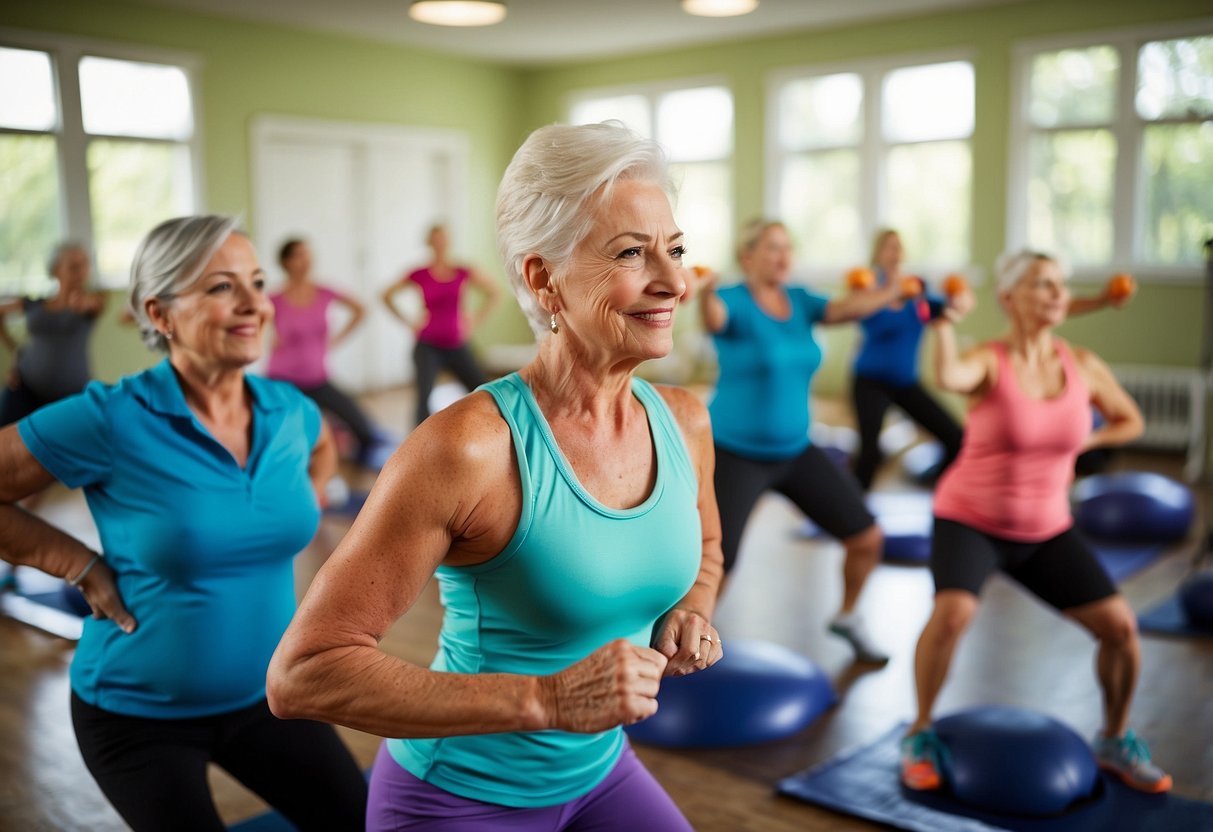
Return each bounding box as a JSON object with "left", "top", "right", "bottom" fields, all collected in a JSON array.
[
  {"left": 899, "top": 250, "right": 1171, "bottom": 796},
  {"left": 382, "top": 224, "right": 501, "bottom": 427}
]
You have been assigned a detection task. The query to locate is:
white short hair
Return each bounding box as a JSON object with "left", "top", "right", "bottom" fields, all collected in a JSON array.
[
  {"left": 129, "top": 215, "right": 242, "bottom": 351},
  {"left": 994, "top": 248, "right": 1070, "bottom": 294},
  {"left": 495, "top": 121, "right": 674, "bottom": 339}
]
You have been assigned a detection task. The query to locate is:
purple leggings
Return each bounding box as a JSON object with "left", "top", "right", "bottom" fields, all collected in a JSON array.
[{"left": 366, "top": 740, "right": 692, "bottom": 831}]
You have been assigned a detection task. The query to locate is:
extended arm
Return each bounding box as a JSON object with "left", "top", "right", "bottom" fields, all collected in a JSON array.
[{"left": 822, "top": 280, "right": 902, "bottom": 324}]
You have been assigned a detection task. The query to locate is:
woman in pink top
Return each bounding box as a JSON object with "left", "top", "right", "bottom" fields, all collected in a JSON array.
[
  {"left": 900, "top": 250, "right": 1171, "bottom": 796},
  {"left": 268, "top": 239, "right": 377, "bottom": 464},
  {"left": 382, "top": 224, "right": 501, "bottom": 427}
]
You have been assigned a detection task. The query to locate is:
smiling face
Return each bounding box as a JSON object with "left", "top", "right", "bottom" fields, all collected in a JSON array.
[
  {"left": 739, "top": 224, "right": 794, "bottom": 287},
  {"left": 148, "top": 233, "right": 273, "bottom": 371},
  {"left": 1002, "top": 256, "right": 1070, "bottom": 328},
  {"left": 548, "top": 179, "right": 688, "bottom": 364}
]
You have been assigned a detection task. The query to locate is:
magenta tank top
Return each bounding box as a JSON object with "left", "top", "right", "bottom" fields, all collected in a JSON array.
[
  {"left": 409, "top": 266, "right": 469, "bottom": 349},
  {"left": 933, "top": 340, "right": 1090, "bottom": 542},
  {"left": 267, "top": 286, "right": 337, "bottom": 387}
]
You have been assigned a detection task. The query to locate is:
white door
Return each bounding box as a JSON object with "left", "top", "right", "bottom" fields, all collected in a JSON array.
[{"left": 250, "top": 116, "right": 470, "bottom": 393}]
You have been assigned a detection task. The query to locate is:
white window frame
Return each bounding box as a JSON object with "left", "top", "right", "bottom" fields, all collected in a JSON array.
[
  {"left": 0, "top": 27, "right": 204, "bottom": 288},
  {"left": 1008, "top": 18, "right": 1212, "bottom": 283},
  {"left": 766, "top": 48, "right": 976, "bottom": 285}
]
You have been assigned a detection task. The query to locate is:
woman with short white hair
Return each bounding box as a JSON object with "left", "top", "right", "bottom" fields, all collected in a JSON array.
[
  {"left": 899, "top": 249, "right": 1169, "bottom": 795},
  {"left": 268, "top": 122, "right": 724, "bottom": 830}
]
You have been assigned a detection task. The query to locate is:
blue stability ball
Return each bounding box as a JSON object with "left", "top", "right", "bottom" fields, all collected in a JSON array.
[
  {"left": 869, "top": 492, "right": 933, "bottom": 564},
  {"left": 1073, "top": 472, "right": 1195, "bottom": 542},
  {"left": 625, "top": 640, "right": 836, "bottom": 749},
  {"left": 934, "top": 706, "right": 1099, "bottom": 817},
  {"left": 1179, "top": 572, "right": 1213, "bottom": 629}
]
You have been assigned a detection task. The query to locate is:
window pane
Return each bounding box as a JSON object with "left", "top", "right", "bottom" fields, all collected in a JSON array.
[
  {"left": 1137, "top": 36, "right": 1213, "bottom": 121},
  {"left": 779, "top": 150, "right": 861, "bottom": 267},
  {"left": 88, "top": 139, "right": 194, "bottom": 285},
  {"left": 657, "top": 87, "right": 733, "bottom": 162},
  {"left": 1141, "top": 123, "right": 1213, "bottom": 264},
  {"left": 882, "top": 62, "right": 973, "bottom": 142},
  {"left": 0, "top": 134, "right": 62, "bottom": 295},
  {"left": 886, "top": 141, "right": 971, "bottom": 266},
  {"left": 79, "top": 56, "right": 193, "bottom": 140},
  {"left": 570, "top": 94, "right": 651, "bottom": 137},
  {"left": 1026, "top": 129, "right": 1115, "bottom": 264},
  {"left": 1029, "top": 46, "right": 1119, "bottom": 128},
  {"left": 670, "top": 161, "right": 732, "bottom": 272},
  {"left": 779, "top": 73, "right": 862, "bottom": 150},
  {"left": 0, "top": 47, "right": 58, "bottom": 131}
]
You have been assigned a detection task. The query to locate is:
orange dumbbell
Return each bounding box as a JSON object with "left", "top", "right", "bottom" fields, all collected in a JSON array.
[
  {"left": 846, "top": 267, "right": 875, "bottom": 289},
  {"left": 942, "top": 273, "right": 969, "bottom": 297},
  {"left": 1107, "top": 273, "right": 1135, "bottom": 301},
  {"left": 691, "top": 265, "right": 710, "bottom": 277},
  {"left": 900, "top": 276, "right": 925, "bottom": 297}
]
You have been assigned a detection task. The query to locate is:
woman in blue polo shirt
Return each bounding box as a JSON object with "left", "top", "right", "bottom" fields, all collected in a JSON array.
[{"left": 0, "top": 216, "right": 366, "bottom": 831}]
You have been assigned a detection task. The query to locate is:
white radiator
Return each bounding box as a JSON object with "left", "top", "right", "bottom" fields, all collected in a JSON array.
[{"left": 1112, "top": 364, "right": 1209, "bottom": 481}]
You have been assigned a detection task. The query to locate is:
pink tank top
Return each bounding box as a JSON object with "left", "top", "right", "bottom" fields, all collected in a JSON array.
[
  {"left": 933, "top": 339, "right": 1090, "bottom": 542},
  {"left": 409, "top": 266, "right": 469, "bottom": 349},
  {"left": 267, "top": 286, "right": 338, "bottom": 387}
]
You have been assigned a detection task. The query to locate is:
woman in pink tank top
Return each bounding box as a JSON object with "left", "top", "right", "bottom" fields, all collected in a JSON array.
[
  {"left": 899, "top": 251, "right": 1172, "bottom": 796},
  {"left": 382, "top": 224, "right": 501, "bottom": 428}
]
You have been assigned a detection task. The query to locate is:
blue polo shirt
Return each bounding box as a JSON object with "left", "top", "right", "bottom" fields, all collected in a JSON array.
[
  {"left": 18, "top": 359, "right": 322, "bottom": 718},
  {"left": 708, "top": 283, "right": 830, "bottom": 461}
]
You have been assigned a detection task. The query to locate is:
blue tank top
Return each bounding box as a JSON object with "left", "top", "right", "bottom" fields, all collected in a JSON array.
[
  {"left": 853, "top": 270, "right": 945, "bottom": 387},
  {"left": 708, "top": 283, "right": 830, "bottom": 461},
  {"left": 387, "top": 372, "right": 702, "bottom": 807}
]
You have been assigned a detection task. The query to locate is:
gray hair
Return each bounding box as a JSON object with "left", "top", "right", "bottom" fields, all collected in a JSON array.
[
  {"left": 736, "top": 218, "right": 787, "bottom": 264},
  {"left": 994, "top": 248, "right": 1069, "bottom": 294},
  {"left": 129, "top": 215, "right": 242, "bottom": 351},
  {"left": 495, "top": 121, "right": 674, "bottom": 340}
]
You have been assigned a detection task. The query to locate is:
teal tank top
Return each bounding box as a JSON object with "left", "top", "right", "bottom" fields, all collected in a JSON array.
[{"left": 387, "top": 372, "right": 702, "bottom": 807}]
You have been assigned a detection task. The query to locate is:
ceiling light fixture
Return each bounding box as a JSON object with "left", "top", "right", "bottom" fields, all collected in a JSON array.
[
  {"left": 680, "top": 0, "right": 758, "bottom": 17},
  {"left": 408, "top": 0, "right": 506, "bottom": 27}
]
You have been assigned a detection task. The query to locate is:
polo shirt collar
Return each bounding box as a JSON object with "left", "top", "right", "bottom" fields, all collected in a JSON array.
[{"left": 142, "top": 358, "right": 289, "bottom": 417}]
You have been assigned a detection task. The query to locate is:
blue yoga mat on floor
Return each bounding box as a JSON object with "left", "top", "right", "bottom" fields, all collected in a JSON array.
[
  {"left": 1138, "top": 595, "right": 1213, "bottom": 638},
  {"left": 777, "top": 723, "right": 1211, "bottom": 832},
  {"left": 1089, "top": 541, "right": 1166, "bottom": 583}
]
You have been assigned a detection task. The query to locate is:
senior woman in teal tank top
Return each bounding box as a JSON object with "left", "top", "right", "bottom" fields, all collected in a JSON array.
[{"left": 269, "top": 121, "right": 725, "bottom": 831}]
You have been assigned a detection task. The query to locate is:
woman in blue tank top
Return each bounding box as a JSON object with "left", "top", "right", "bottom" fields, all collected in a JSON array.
[{"left": 269, "top": 122, "right": 725, "bottom": 831}]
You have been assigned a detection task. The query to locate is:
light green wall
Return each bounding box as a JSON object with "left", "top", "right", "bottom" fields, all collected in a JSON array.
[
  {"left": 519, "top": 0, "right": 1210, "bottom": 396},
  {"left": 0, "top": 0, "right": 532, "bottom": 382}
]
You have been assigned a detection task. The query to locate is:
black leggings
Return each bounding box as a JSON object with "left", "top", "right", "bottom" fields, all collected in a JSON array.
[
  {"left": 851, "top": 375, "right": 963, "bottom": 490},
  {"left": 412, "top": 341, "right": 487, "bottom": 426},
  {"left": 714, "top": 444, "right": 875, "bottom": 575},
  {"left": 298, "top": 381, "right": 376, "bottom": 461},
  {"left": 71, "top": 693, "right": 367, "bottom": 832}
]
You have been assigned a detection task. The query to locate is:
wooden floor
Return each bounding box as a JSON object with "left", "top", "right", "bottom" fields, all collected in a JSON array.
[{"left": 1, "top": 385, "right": 1210, "bottom": 831}]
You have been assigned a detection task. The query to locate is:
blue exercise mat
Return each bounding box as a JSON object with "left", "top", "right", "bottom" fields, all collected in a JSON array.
[
  {"left": 777, "top": 722, "right": 1210, "bottom": 832},
  {"left": 1087, "top": 540, "right": 1166, "bottom": 583},
  {"left": 1138, "top": 595, "right": 1213, "bottom": 638}
]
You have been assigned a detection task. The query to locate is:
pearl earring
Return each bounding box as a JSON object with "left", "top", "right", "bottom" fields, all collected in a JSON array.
[{"left": 549, "top": 312, "right": 559, "bottom": 335}]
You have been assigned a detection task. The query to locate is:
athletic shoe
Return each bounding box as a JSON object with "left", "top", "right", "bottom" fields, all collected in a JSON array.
[
  {"left": 900, "top": 729, "right": 945, "bottom": 790},
  {"left": 828, "top": 613, "right": 890, "bottom": 664},
  {"left": 1092, "top": 730, "right": 1173, "bottom": 793}
]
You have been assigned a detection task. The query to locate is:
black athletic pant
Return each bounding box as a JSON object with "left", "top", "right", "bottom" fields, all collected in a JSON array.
[
  {"left": 851, "top": 375, "right": 963, "bottom": 490},
  {"left": 299, "top": 381, "right": 376, "bottom": 461},
  {"left": 413, "top": 340, "right": 487, "bottom": 426},
  {"left": 72, "top": 693, "right": 367, "bottom": 832}
]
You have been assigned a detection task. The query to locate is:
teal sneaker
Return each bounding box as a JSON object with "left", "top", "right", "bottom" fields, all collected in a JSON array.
[
  {"left": 1093, "top": 730, "right": 1172, "bottom": 793},
  {"left": 900, "top": 728, "right": 945, "bottom": 790}
]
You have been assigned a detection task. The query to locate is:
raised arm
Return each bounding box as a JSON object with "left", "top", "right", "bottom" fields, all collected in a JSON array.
[
  {"left": 0, "top": 425, "right": 135, "bottom": 632},
  {"left": 651, "top": 385, "right": 724, "bottom": 677},
  {"left": 689, "top": 267, "right": 727, "bottom": 334},
  {"left": 821, "top": 279, "right": 902, "bottom": 324},
  {"left": 1074, "top": 347, "right": 1144, "bottom": 451},
  {"left": 267, "top": 397, "right": 667, "bottom": 737}
]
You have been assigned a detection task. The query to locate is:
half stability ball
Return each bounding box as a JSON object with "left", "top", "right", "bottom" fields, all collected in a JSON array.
[
  {"left": 1073, "top": 472, "right": 1195, "bottom": 542},
  {"left": 935, "top": 706, "right": 1099, "bottom": 817},
  {"left": 626, "top": 639, "right": 835, "bottom": 748},
  {"left": 1179, "top": 572, "right": 1213, "bottom": 630}
]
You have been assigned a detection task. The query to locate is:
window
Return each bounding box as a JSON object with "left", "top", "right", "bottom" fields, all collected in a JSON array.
[
  {"left": 0, "top": 34, "right": 201, "bottom": 294},
  {"left": 570, "top": 81, "right": 735, "bottom": 272},
  {"left": 769, "top": 56, "right": 974, "bottom": 280},
  {"left": 1011, "top": 25, "right": 1212, "bottom": 276}
]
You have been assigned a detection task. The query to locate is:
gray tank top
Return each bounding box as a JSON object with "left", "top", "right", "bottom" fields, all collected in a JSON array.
[{"left": 17, "top": 298, "right": 95, "bottom": 400}]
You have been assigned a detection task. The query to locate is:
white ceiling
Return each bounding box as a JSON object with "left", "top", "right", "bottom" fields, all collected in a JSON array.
[{"left": 130, "top": 0, "right": 1028, "bottom": 66}]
